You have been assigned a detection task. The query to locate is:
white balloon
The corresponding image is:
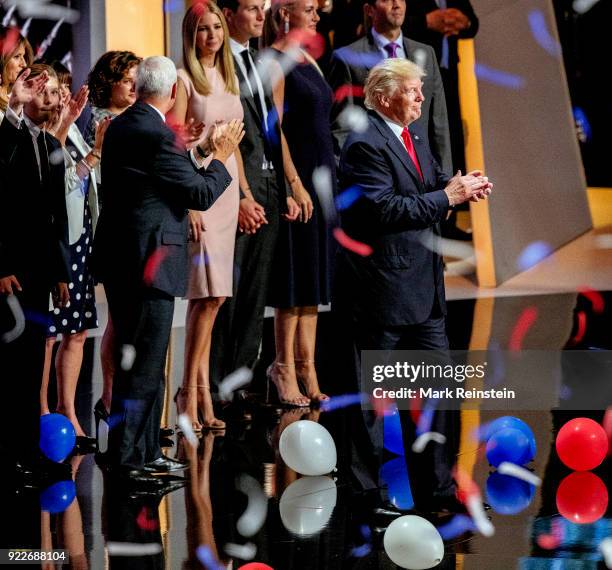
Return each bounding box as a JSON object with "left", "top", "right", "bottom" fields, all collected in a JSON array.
[
  {"left": 279, "top": 420, "right": 337, "bottom": 476},
  {"left": 279, "top": 476, "right": 337, "bottom": 536},
  {"left": 383, "top": 515, "right": 444, "bottom": 569}
]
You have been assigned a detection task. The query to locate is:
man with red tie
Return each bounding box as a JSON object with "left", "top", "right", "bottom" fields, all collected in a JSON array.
[{"left": 337, "top": 58, "right": 491, "bottom": 351}]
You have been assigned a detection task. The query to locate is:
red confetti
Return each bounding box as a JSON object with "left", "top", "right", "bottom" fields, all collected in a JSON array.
[
  {"left": 537, "top": 518, "right": 564, "bottom": 550},
  {"left": 508, "top": 307, "right": 538, "bottom": 351},
  {"left": 454, "top": 467, "right": 481, "bottom": 504},
  {"left": 334, "top": 84, "right": 364, "bottom": 103},
  {"left": 409, "top": 393, "right": 422, "bottom": 425},
  {"left": 371, "top": 395, "right": 394, "bottom": 417},
  {"left": 603, "top": 406, "right": 612, "bottom": 454},
  {"left": 568, "top": 310, "right": 587, "bottom": 346},
  {"left": 0, "top": 28, "right": 19, "bottom": 57},
  {"left": 578, "top": 287, "right": 605, "bottom": 314},
  {"left": 136, "top": 506, "right": 159, "bottom": 531},
  {"left": 143, "top": 247, "right": 170, "bottom": 286},
  {"left": 333, "top": 228, "right": 373, "bottom": 257}
]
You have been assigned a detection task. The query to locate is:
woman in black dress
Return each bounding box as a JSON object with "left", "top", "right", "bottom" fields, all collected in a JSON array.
[{"left": 263, "top": 0, "right": 335, "bottom": 406}]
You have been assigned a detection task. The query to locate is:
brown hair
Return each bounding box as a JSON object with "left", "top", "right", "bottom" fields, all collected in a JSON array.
[
  {"left": 51, "top": 60, "right": 72, "bottom": 91},
  {"left": 87, "top": 50, "right": 141, "bottom": 108},
  {"left": 0, "top": 26, "right": 34, "bottom": 110},
  {"left": 182, "top": 1, "right": 238, "bottom": 96}
]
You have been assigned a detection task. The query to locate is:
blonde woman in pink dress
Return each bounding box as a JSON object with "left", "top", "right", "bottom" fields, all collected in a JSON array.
[{"left": 171, "top": 1, "right": 246, "bottom": 431}]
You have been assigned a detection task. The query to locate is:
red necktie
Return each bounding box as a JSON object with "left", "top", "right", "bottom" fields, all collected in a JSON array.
[{"left": 401, "top": 127, "right": 423, "bottom": 181}]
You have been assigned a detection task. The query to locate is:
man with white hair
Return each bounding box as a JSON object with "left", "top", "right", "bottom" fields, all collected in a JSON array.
[
  {"left": 337, "top": 58, "right": 492, "bottom": 513},
  {"left": 93, "top": 56, "right": 244, "bottom": 488}
]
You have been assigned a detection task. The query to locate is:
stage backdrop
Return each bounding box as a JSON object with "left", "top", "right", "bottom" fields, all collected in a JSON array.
[{"left": 459, "top": 0, "right": 592, "bottom": 286}]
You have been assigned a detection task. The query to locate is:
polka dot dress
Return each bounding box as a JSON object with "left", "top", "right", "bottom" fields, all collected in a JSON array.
[{"left": 47, "top": 199, "right": 98, "bottom": 337}]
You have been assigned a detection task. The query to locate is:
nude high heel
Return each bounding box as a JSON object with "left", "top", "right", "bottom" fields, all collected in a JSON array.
[
  {"left": 294, "top": 358, "right": 330, "bottom": 404},
  {"left": 266, "top": 362, "right": 311, "bottom": 408}
]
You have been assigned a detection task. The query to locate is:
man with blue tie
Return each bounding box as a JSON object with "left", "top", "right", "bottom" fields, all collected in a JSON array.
[{"left": 328, "top": 0, "right": 452, "bottom": 176}]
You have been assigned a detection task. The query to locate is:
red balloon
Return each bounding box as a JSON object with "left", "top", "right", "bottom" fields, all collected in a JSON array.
[
  {"left": 556, "top": 471, "right": 608, "bottom": 524},
  {"left": 555, "top": 417, "right": 608, "bottom": 471},
  {"left": 238, "top": 564, "right": 274, "bottom": 570}
]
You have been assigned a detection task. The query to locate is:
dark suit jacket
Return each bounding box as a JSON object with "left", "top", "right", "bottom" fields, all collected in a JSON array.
[
  {"left": 0, "top": 115, "right": 70, "bottom": 286},
  {"left": 233, "top": 49, "right": 287, "bottom": 204},
  {"left": 404, "top": 0, "right": 479, "bottom": 71},
  {"left": 337, "top": 111, "right": 450, "bottom": 327},
  {"left": 93, "top": 101, "right": 231, "bottom": 297},
  {"left": 327, "top": 31, "right": 452, "bottom": 175}
]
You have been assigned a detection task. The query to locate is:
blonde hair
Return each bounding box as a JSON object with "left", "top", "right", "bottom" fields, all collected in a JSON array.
[
  {"left": 364, "top": 58, "right": 426, "bottom": 110},
  {"left": 182, "top": 0, "right": 238, "bottom": 96},
  {"left": 262, "top": 0, "right": 296, "bottom": 47},
  {"left": 0, "top": 28, "right": 34, "bottom": 111}
]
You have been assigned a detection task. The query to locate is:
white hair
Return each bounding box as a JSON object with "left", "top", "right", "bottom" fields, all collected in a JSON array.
[
  {"left": 136, "top": 56, "right": 177, "bottom": 99},
  {"left": 364, "top": 58, "right": 426, "bottom": 110}
]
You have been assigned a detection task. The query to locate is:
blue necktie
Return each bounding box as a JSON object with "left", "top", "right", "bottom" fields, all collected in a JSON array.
[{"left": 437, "top": 0, "right": 449, "bottom": 69}]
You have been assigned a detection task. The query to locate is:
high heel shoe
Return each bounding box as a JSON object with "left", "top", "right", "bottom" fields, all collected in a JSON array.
[
  {"left": 266, "top": 362, "right": 311, "bottom": 408},
  {"left": 174, "top": 387, "right": 202, "bottom": 433},
  {"left": 294, "top": 359, "right": 330, "bottom": 405},
  {"left": 94, "top": 399, "right": 110, "bottom": 454},
  {"left": 196, "top": 384, "right": 226, "bottom": 431}
]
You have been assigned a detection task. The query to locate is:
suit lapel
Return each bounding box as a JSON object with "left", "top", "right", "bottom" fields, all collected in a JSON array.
[
  {"left": 370, "top": 113, "right": 425, "bottom": 190},
  {"left": 411, "top": 129, "right": 432, "bottom": 187},
  {"left": 233, "top": 55, "right": 261, "bottom": 120}
]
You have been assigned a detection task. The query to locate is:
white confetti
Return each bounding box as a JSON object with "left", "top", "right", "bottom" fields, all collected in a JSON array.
[
  {"left": 20, "top": 17, "right": 32, "bottom": 37},
  {"left": 236, "top": 474, "right": 268, "bottom": 538},
  {"left": 12, "top": 2, "right": 79, "bottom": 25},
  {"left": 218, "top": 366, "right": 253, "bottom": 401},
  {"left": 2, "top": 5, "right": 17, "bottom": 27},
  {"left": 312, "top": 165, "right": 336, "bottom": 223},
  {"left": 177, "top": 413, "right": 199, "bottom": 447},
  {"left": 498, "top": 462, "right": 542, "bottom": 486},
  {"left": 466, "top": 495, "right": 495, "bottom": 537},
  {"left": 572, "top": 0, "right": 601, "bottom": 14},
  {"left": 413, "top": 48, "right": 428, "bottom": 70},
  {"left": 223, "top": 542, "right": 257, "bottom": 560},
  {"left": 106, "top": 542, "right": 162, "bottom": 556},
  {"left": 1, "top": 294, "right": 25, "bottom": 343},
  {"left": 595, "top": 234, "right": 612, "bottom": 249},
  {"left": 338, "top": 105, "right": 369, "bottom": 134},
  {"left": 120, "top": 344, "right": 136, "bottom": 371},
  {"left": 600, "top": 537, "right": 612, "bottom": 568},
  {"left": 445, "top": 258, "right": 476, "bottom": 276},
  {"left": 421, "top": 235, "right": 475, "bottom": 260},
  {"left": 49, "top": 148, "right": 64, "bottom": 165},
  {"left": 412, "top": 431, "right": 446, "bottom": 453}
]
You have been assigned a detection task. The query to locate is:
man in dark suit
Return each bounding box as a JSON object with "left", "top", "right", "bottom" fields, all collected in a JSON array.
[
  {"left": 211, "top": 0, "right": 299, "bottom": 390},
  {"left": 93, "top": 56, "right": 243, "bottom": 486},
  {"left": 0, "top": 66, "right": 71, "bottom": 478},
  {"left": 327, "top": 0, "right": 452, "bottom": 175},
  {"left": 336, "top": 58, "right": 491, "bottom": 512}
]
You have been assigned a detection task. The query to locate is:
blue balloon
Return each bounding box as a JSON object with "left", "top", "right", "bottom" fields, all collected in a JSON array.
[
  {"left": 380, "top": 457, "right": 414, "bottom": 510},
  {"left": 482, "top": 416, "right": 536, "bottom": 460},
  {"left": 486, "top": 472, "right": 535, "bottom": 515},
  {"left": 486, "top": 427, "right": 533, "bottom": 467},
  {"left": 39, "top": 413, "right": 76, "bottom": 463},
  {"left": 383, "top": 405, "right": 404, "bottom": 456},
  {"left": 40, "top": 480, "right": 76, "bottom": 514}
]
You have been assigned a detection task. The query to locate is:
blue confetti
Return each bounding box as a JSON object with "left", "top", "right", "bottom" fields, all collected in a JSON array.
[
  {"left": 528, "top": 9, "right": 562, "bottom": 57},
  {"left": 335, "top": 186, "right": 363, "bottom": 211},
  {"left": 321, "top": 393, "right": 365, "bottom": 412},
  {"left": 437, "top": 515, "right": 477, "bottom": 540},
  {"left": 350, "top": 543, "right": 372, "bottom": 557},
  {"left": 195, "top": 545, "right": 224, "bottom": 570},
  {"left": 573, "top": 107, "right": 592, "bottom": 143},
  {"left": 517, "top": 241, "right": 553, "bottom": 271},
  {"left": 475, "top": 64, "right": 526, "bottom": 90}
]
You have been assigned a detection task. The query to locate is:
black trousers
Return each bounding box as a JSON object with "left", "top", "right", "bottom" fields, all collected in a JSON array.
[
  {"left": 104, "top": 281, "right": 174, "bottom": 470},
  {"left": 0, "top": 277, "right": 50, "bottom": 467},
  {"left": 210, "top": 172, "right": 280, "bottom": 387}
]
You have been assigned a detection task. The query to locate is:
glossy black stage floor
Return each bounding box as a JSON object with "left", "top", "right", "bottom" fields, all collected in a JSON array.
[{"left": 4, "top": 291, "right": 611, "bottom": 569}]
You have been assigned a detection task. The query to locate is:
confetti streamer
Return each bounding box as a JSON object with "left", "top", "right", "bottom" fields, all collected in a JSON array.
[
  {"left": 573, "top": 0, "right": 601, "bottom": 15},
  {"left": 36, "top": 18, "right": 65, "bottom": 59},
  {"left": 536, "top": 518, "right": 564, "bottom": 550},
  {"left": 143, "top": 247, "right": 170, "bottom": 286},
  {"left": 177, "top": 413, "right": 199, "bottom": 447},
  {"left": 20, "top": 17, "right": 32, "bottom": 37},
  {"left": 412, "top": 431, "right": 446, "bottom": 453},
  {"left": 475, "top": 64, "right": 526, "bottom": 90},
  {"left": 218, "top": 366, "right": 253, "bottom": 401},
  {"left": 2, "top": 5, "right": 17, "bottom": 27},
  {"left": 437, "top": 514, "right": 477, "bottom": 540},
  {"left": 334, "top": 84, "right": 364, "bottom": 103},
  {"left": 223, "top": 542, "right": 257, "bottom": 560},
  {"left": 320, "top": 393, "right": 364, "bottom": 412},
  {"left": 508, "top": 306, "right": 538, "bottom": 351},
  {"left": 497, "top": 462, "right": 541, "bottom": 486},
  {"left": 1, "top": 294, "right": 25, "bottom": 343},
  {"left": 333, "top": 228, "right": 372, "bottom": 256},
  {"left": 600, "top": 536, "right": 612, "bottom": 568},
  {"left": 13, "top": 1, "right": 79, "bottom": 24},
  {"left": 236, "top": 474, "right": 268, "bottom": 538},
  {"left": 568, "top": 310, "right": 587, "bottom": 346},
  {"left": 312, "top": 165, "right": 336, "bottom": 223},
  {"left": 335, "top": 185, "right": 363, "bottom": 211},
  {"left": 528, "top": 9, "right": 562, "bottom": 57},
  {"left": 421, "top": 234, "right": 475, "bottom": 260},
  {"left": 136, "top": 506, "right": 159, "bottom": 532},
  {"left": 578, "top": 287, "right": 605, "bottom": 313},
  {"left": 107, "top": 542, "right": 163, "bottom": 556},
  {"left": 120, "top": 344, "right": 136, "bottom": 371},
  {"left": 455, "top": 468, "right": 494, "bottom": 537},
  {"left": 196, "top": 545, "right": 225, "bottom": 570}
]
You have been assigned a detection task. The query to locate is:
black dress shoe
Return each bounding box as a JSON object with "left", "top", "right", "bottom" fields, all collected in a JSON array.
[
  {"left": 72, "top": 435, "right": 97, "bottom": 455},
  {"left": 14, "top": 457, "right": 72, "bottom": 487},
  {"left": 143, "top": 455, "right": 189, "bottom": 473},
  {"left": 159, "top": 436, "right": 174, "bottom": 448},
  {"left": 112, "top": 468, "right": 167, "bottom": 488},
  {"left": 159, "top": 427, "right": 175, "bottom": 438},
  {"left": 371, "top": 501, "right": 417, "bottom": 520},
  {"left": 128, "top": 477, "right": 187, "bottom": 499}
]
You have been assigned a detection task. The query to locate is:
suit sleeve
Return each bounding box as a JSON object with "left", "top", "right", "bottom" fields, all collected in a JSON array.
[
  {"left": 427, "top": 47, "right": 453, "bottom": 176},
  {"left": 341, "top": 140, "right": 449, "bottom": 231},
  {"left": 327, "top": 50, "right": 355, "bottom": 156},
  {"left": 0, "top": 117, "right": 21, "bottom": 278},
  {"left": 152, "top": 131, "right": 232, "bottom": 211},
  {"left": 457, "top": 0, "right": 479, "bottom": 39}
]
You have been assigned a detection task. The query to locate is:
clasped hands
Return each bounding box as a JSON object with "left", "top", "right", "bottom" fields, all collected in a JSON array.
[
  {"left": 426, "top": 8, "right": 470, "bottom": 36},
  {"left": 444, "top": 169, "right": 493, "bottom": 207}
]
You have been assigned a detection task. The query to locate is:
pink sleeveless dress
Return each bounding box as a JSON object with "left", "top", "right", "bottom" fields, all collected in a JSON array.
[{"left": 178, "top": 67, "right": 243, "bottom": 299}]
